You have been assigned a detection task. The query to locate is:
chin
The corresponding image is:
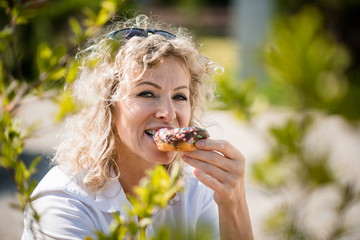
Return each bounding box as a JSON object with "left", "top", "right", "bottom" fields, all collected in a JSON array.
[{"left": 152, "top": 151, "right": 177, "bottom": 165}]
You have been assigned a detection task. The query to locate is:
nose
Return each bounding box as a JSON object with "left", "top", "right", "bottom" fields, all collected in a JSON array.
[{"left": 155, "top": 97, "right": 176, "bottom": 122}]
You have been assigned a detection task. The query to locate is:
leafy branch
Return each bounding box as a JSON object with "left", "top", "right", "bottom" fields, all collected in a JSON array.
[
  {"left": 87, "top": 164, "right": 184, "bottom": 240},
  {"left": 1, "top": 0, "right": 126, "bottom": 239}
]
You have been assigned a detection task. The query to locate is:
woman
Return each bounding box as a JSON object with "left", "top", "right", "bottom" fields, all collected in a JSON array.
[{"left": 22, "top": 15, "right": 253, "bottom": 240}]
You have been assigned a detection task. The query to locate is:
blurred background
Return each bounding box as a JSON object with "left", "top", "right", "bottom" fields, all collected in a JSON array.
[{"left": 1, "top": 0, "right": 360, "bottom": 239}]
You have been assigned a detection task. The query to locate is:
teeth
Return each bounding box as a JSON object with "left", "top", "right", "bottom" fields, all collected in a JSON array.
[{"left": 145, "top": 129, "right": 157, "bottom": 136}]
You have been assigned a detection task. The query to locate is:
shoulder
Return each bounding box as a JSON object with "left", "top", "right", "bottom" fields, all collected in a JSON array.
[
  {"left": 29, "top": 165, "right": 126, "bottom": 215},
  {"left": 31, "top": 166, "right": 93, "bottom": 202},
  {"left": 23, "top": 167, "right": 99, "bottom": 239},
  {"left": 29, "top": 166, "right": 99, "bottom": 222}
]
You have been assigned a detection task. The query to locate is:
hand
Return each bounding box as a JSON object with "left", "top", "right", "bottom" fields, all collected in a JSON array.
[
  {"left": 182, "top": 139, "right": 246, "bottom": 206},
  {"left": 183, "top": 139, "right": 254, "bottom": 239}
]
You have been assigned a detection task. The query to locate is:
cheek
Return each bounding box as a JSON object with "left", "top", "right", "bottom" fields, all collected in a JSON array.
[
  {"left": 118, "top": 98, "right": 145, "bottom": 118},
  {"left": 115, "top": 101, "right": 136, "bottom": 132},
  {"left": 179, "top": 104, "right": 192, "bottom": 127},
  {"left": 115, "top": 100, "right": 151, "bottom": 131}
]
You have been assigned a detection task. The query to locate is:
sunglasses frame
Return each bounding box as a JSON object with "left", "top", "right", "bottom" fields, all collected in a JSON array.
[{"left": 107, "top": 28, "right": 176, "bottom": 40}]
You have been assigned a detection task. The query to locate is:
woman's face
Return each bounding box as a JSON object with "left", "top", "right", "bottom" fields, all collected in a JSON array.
[{"left": 114, "top": 56, "right": 191, "bottom": 167}]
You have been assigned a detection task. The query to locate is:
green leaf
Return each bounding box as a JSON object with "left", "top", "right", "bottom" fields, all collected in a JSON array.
[
  {"left": 265, "top": 6, "right": 350, "bottom": 111},
  {"left": 0, "top": 155, "right": 13, "bottom": 169},
  {"left": 96, "top": 0, "right": 116, "bottom": 26},
  {"left": 69, "top": 17, "right": 83, "bottom": 41},
  {"left": 27, "top": 180, "right": 39, "bottom": 199},
  {"left": 138, "top": 217, "right": 152, "bottom": 228},
  {"left": 127, "top": 220, "right": 139, "bottom": 236},
  {"left": 52, "top": 45, "right": 66, "bottom": 61},
  {"left": 37, "top": 42, "right": 53, "bottom": 72},
  {"left": 265, "top": 207, "right": 287, "bottom": 232},
  {"left": 29, "top": 155, "right": 42, "bottom": 176},
  {"left": 82, "top": 8, "right": 97, "bottom": 26},
  {"left": 149, "top": 227, "right": 171, "bottom": 240},
  {"left": 48, "top": 67, "right": 66, "bottom": 81},
  {"left": 251, "top": 156, "right": 288, "bottom": 188},
  {"left": 37, "top": 43, "right": 66, "bottom": 74},
  {"left": 15, "top": 161, "right": 27, "bottom": 190},
  {"left": 65, "top": 60, "right": 79, "bottom": 84},
  {"left": 54, "top": 89, "right": 77, "bottom": 122},
  {"left": 299, "top": 156, "right": 335, "bottom": 187}
]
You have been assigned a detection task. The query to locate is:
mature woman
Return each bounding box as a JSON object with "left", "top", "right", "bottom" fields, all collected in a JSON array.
[{"left": 22, "top": 15, "right": 253, "bottom": 240}]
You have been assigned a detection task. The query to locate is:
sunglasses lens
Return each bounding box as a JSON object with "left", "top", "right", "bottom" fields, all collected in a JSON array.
[
  {"left": 124, "top": 29, "right": 147, "bottom": 39},
  {"left": 108, "top": 28, "right": 146, "bottom": 40},
  {"left": 154, "top": 30, "right": 176, "bottom": 39},
  {"left": 108, "top": 28, "right": 176, "bottom": 40}
]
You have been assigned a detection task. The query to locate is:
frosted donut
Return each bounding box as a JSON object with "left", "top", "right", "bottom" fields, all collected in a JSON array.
[{"left": 154, "top": 127, "right": 209, "bottom": 152}]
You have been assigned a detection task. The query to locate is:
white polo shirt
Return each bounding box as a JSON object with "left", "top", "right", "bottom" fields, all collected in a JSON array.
[{"left": 21, "top": 166, "right": 219, "bottom": 240}]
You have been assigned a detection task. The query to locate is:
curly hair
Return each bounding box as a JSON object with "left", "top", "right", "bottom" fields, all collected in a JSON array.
[{"left": 52, "top": 15, "right": 222, "bottom": 192}]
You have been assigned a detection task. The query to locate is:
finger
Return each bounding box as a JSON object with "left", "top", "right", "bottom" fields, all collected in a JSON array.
[
  {"left": 183, "top": 155, "right": 238, "bottom": 186},
  {"left": 183, "top": 149, "right": 235, "bottom": 173},
  {"left": 195, "top": 139, "right": 245, "bottom": 161},
  {"left": 192, "top": 168, "right": 233, "bottom": 197},
  {"left": 193, "top": 168, "right": 221, "bottom": 190}
]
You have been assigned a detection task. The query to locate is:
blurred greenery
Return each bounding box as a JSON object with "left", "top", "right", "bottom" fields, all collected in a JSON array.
[
  {"left": 265, "top": 6, "right": 352, "bottom": 116},
  {"left": 87, "top": 164, "right": 186, "bottom": 240},
  {"left": 215, "top": 2, "right": 360, "bottom": 240},
  {"left": 87, "top": 164, "right": 214, "bottom": 239},
  {"left": 274, "top": 0, "right": 360, "bottom": 121},
  {"left": 251, "top": 115, "right": 336, "bottom": 189},
  {"left": 265, "top": 205, "right": 310, "bottom": 240},
  {"left": 0, "top": 0, "right": 148, "bottom": 239}
]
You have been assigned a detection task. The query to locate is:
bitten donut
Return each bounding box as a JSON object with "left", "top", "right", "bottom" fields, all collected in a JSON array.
[{"left": 154, "top": 127, "right": 209, "bottom": 151}]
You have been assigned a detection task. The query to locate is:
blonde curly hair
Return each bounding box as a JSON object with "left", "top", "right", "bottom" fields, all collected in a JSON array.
[{"left": 52, "top": 15, "right": 221, "bottom": 192}]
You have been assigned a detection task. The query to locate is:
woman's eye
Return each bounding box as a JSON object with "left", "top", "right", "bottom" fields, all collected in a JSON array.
[
  {"left": 137, "top": 91, "right": 155, "bottom": 98},
  {"left": 173, "top": 94, "right": 188, "bottom": 101}
]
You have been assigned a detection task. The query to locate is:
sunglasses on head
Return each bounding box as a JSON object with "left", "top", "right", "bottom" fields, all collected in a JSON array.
[{"left": 107, "top": 28, "right": 176, "bottom": 40}]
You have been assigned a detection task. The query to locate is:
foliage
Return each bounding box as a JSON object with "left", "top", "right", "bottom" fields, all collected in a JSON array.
[
  {"left": 0, "top": 0, "right": 124, "bottom": 204},
  {"left": 0, "top": 111, "right": 40, "bottom": 208},
  {"left": 256, "top": 7, "right": 360, "bottom": 240},
  {"left": 87, "top": 164, "right": 215, "bottom": 240},
  {"left": 87, "top": 164, "right": 185, "bottom": 240},
  {"left": 275, "top": 0, "right": 360, "bottom": 13},
  {"left": 272, "top": 0, "right": 360, "bottom": 121},
  {"left": 217, "top": 4, "right": 360, "bottom": 240},
  {"left": 265, "top": 6, "right": 350, "bottom": 114},
  {"left": 215, "top": 74, "right": 267, "bottom": 120}
]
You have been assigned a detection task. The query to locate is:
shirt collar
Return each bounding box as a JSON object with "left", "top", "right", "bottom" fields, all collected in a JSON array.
[{"left": 93, "top": 172, "right": 133, "bottom": 214}]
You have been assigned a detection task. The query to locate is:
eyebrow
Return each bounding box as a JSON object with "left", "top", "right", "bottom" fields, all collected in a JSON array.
[{"left": 135, "top": 81, "right": 189, "bottom": 91}]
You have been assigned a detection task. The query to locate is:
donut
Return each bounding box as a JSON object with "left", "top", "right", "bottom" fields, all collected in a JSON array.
[{"left": 153, "top": 127, "right": 209, "bottom": 151}]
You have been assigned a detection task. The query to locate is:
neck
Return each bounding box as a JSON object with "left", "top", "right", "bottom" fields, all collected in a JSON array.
[{"left": 116, "top": 154, "right": 156, "bottom": 195}]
